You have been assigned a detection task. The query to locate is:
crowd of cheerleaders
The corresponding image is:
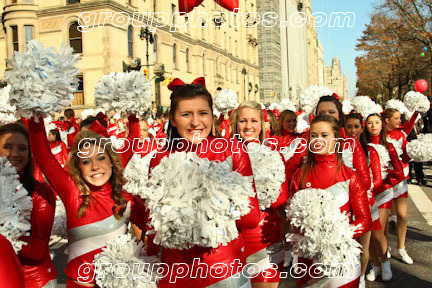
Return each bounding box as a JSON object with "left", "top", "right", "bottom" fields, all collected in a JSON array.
[{"left": 0, "top": 82, "right": 418, "bottom": 288}]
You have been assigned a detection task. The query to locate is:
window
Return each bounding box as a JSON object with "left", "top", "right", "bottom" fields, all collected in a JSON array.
[
  {"left": 11, "top": 26, "right": 18, "bottom": 52},
  {"left": 201, "top": 18, "right": 205, "bottom": 39},
  {"left": 171, "top": 4, "right": 176, "bottom": 25},
  {"left": 24, "top": 25, "right": 34, "bottom": 51},
  {"left": 67, "top": 0, "right": 80, "bottom": 4},
  {"left": 202, "top": 52, "right": 206, "bottom": 75},
  {"left": 173, "top": 43, "right": 177, "bottom": 69},
  {"left": 184, "top": 15, "right": 189, "bottom": 34},
  {"left": 186, "top": 48, "right": 190, "bottom": 72},
  {"left": 235, "top": 40, "right": 238, "bottom": 56},
  {"left": 128, "top": 26, "right": 133, "bottom": 57},
  {"left": 69, "top": 22, "right": 82, "bottom": 53},
  {"left": 153, "top": 35, "right": 157, "bottom": 63},
  {"left": 73, "top": 75, "right": 84, "bottom": 106}
]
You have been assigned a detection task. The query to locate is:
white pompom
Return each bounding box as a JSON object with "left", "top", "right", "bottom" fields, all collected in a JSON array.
[
  {"left": 124, "top": 151, "right": 157, "bottom": 198},
  {"left": 0, "top": 157, "right": 33, "bottom": 252},
  {"left": 4, "top": 40, "right": 79, "bottom": 118},
  {"left": 279, "top": 99, "right": 297, "bottom": 112},
  {"left": 404, "top": 91, "right": 430, "bottom": 113},
  {"left": 368, "top": 144, "right": 390, "bottom": 180},
  {"left": 296, "top": 112, "right": 309, "bottom": 133},
  {"left": 95, "top": 71, "right": 152, "bottom": 116},
  {"left": 342, "top": 100, "right": 354, "bottom": 115},
  {"left": 269, "top": 102, "right": 283, "bottom": 112},
  {"left": 80, "top": 108, "right": 95, "bottom": 121},
  {"left": 213, "top": 108, "right": 221, "bottom": 118},
  {"left": 286, "top": 188, "right": 361, "bottom": 276},
  {"left": 299, "top": 86, "right": 333, "bottom": 115},
  {"left": 247, "top": 142, "right": 285, "bottom": 210},
  {"left": 144, "top": 152, "right": 255, "bottom": 249},
  {"left": 94, "top": 234, "right": 158, "bottom": 288},
  {"left": 0, "top": 86, "right": 16, "bottom": 125},
  {"left": 51, "top": 197, "right": 67, "bottom": 238},
  {"left": 214, "top": 89, "right": 238, "bottom": 113},
  {"left": 352, "top": 96, "right": 383, "bottom": 119},
  {"left": 406, "top": 139, "right": 432, "bottom": 162}
]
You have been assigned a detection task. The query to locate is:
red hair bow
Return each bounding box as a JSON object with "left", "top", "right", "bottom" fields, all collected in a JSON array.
[
  {"left": 167, "top": 77, "right": 206, "bottom": 92},
  {"left": 88, "top": 120, "right": 109, "bottom": 138},
  {"left": 262, "top": 109, "right": 269, "bottom": 122},
  {"left": 332, "top": 92, "right": 340, "bottom": 101},
  {"left": 179, "top": 0, "right": 239, "bottom": 13}
]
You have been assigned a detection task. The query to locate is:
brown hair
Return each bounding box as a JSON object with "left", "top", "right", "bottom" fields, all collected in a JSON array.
[
  {"left": 316, "top": 96, "right": 345, "bottom": 127},
  {"left": 364, "top": 113, "right": 388, "bottom": 148},
  {"left": 231, "top": 101, "right": 266, "bottom": 143},
  {"left": 382, "top": 108, "right": 399, "bottom": 128},
  {"left": 67, "top": 131, "right": 127, "bottom": 219},
  {"left": 300, "top": 115, "right": 343, "bottom": 187},
  {"left": 278, "top": 110, "right": 296, "bottom": 136},
  {"left": 0, "top": 123, "right": 35, "bottom": 195},
  {"left": 267, "top": 110, "right": 280, "bottom": 136},
  {"left": 213, "top": 115, "right": 222, "bottom": 137}
]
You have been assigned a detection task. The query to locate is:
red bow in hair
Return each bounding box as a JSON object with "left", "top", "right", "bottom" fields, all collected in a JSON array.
[
  {"left": 179, "top": 0, "right": 239, "bottom": 13},
  {"left": 332, "top": 92, "right": 340, "bottom": 101},
  {"left": 96, "top": 112, "right": 108, "bottom": 127},
  {"left": 272, "top": 109, "right": 281, "bottom": 118},
  {"left": 262, "top": 109, "right": 269, "bottom": 122},
  {"left": 167, "top": 77, "right": 206, "bottom": 92},
  {"left": 88, "top": 120, "right": 109, "bottom": 138}
]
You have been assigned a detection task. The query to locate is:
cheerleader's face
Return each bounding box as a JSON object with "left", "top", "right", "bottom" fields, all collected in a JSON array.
[
  {"left": 345, "top": 118, "right": 363, "bottom": 140},
  {"left": 139, "top": 120, "right": 150, "bottom": 141},
  {"left": 385, "top": 112, "right": 401, "bottom": 130},
  {"left": 309, "top": 122, "right": 336, "bottom": 155},
  {"left": 366, "top": 115, "right": 382, "bottom": 136},
  {"left": 316, "top": 102, "right": 340, "bottom": 121},
  {"left": 237, "top": 107, "right": 262, "bottom": 141},
  {"left": 48, "top": 132, "right": 56, "bottom": 142},
  {"left": 282, "top": 113, "right": 297, "bottom": 133},
  {"left": 79, "top": 145, "right": 113, "bottom": 187},
  {"left": 0, "top": 132, "right": 29, "bottom": 173},
  {"left": 171, "top": 97, "right": 213, "bottom": 144}
]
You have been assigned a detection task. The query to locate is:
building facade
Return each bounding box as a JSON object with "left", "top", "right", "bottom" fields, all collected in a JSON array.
[
  {"left": 324, "top": 57, "right": 348, "bottom": 100},
  {"left": 0, "top": 0, "right": 260, "bottom": 112}
]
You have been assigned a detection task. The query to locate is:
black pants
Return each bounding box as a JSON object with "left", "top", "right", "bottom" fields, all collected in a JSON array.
[{"left": 409, "top": 162, "right": 424, "bottom": 182}]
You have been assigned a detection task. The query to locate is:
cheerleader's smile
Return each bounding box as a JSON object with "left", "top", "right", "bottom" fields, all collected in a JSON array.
[
  {"left": 0, "top": 132, "right": 29, "bottom": 173},
  {"left": 78, "top": 145, "right": 113, "bottom": 187},
  {"left": 237, "top": 107, "right": 262, "bottom": 141}
]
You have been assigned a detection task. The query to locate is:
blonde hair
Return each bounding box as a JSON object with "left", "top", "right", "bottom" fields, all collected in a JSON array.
[
  {"left": 231, "top": 101, "right": 266, "bottom": 143},
  {"left": 67, "top": 130, "right": 127, "bottom": 219}
]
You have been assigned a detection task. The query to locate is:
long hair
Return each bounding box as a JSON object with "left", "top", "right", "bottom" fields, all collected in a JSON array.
[
  {"left": 231, "top": 101, "right": 266, "bottom": 143},
  {"left": 278, "top": 110, "right": 296, "bottom": 136},
  {"left": 213, "top": 115, "right": 222, "bottom": 137},
  {"left": 167, "top": 84, "right": 214, "bottom": 148},
  {"left": 267, "top": 110, "right": 280, "bottom": 136},
  {"left": 300, "top": 115, "right": 343, "bottom": 188},
  {"left": 364, "top": 113, "right": 388, "bottom": 148},
  {"left": 0, "top": 123, "right": 35, "bottom": 195},
  {"left": 49, "top": 129, "right": 62, "bottom": 142},
  {"left": 382, "top": 108, "right": 400, "bottom": 130},
  {"left": 67, "top": 131, "right": 127, "bottom": 219},
  {"left": 316, "top": 96, "right": 345, "bottom": 127},
  {"left": 345, "top": 113, "right": 368, "bottom": 159}
]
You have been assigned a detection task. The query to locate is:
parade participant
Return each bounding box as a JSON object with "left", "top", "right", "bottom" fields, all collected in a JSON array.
[
  {"left": 27, "top": 117, "right": 147, "bottom": 288},
  {"left": 232, "top": 101, "right": 288, "bottom": 288},
  {"left": 383, "top": 108, "right": 418, "bottom": 264},
  {"left": 290, "top": 115, "right": 372, "bottom": 288},
  {"left": 266, "top": 110, "right": 280, "bottom": 137},
  {"left": 147, "top": 79, "right": 260, "bottom": 288},
  {"left": 53, "top": 109, "right": 78, "bottom": 152},
  {"left": 0, "top": 235, "right": 25, "bottom": 288},
  {"left": 0, "top": 123, "right": 57, "bottom": 288},
  {"left": 345, "top": 113, "right": 380, "bottom": 287},
  {"left": 364, "top": 113, "right": 405, "bottom": 282},
  {"left": 48, "top": 129, "right": 69, "bottom": 167},
  {"left": 273, "top": 110, "right": 306, "bottom": 151},
  {"left": 316, "top": 96, "right": 372, "bottom": 191}
]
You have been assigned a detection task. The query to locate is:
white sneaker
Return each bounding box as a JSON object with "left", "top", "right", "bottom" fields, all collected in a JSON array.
[
  {"left": 398, "top": 248, "right": 413, "bottom": 264},
  {"left": 390, "top": 215, "right": 397, "bottom": 223},
  {"left": 387, "top": 247, "right": 392, "bottom": 258},
  {"left": 284, "top": 251, "right": 292, "bottom": 267},
  {"left": 359, "top": 275, "right": 365, "bottom": 288},
  {"left": 381, "top": 260, "right": 393, "bottom": 281},
  {"left": 366, "top": 265, "right": 381, "bottom": 281}
]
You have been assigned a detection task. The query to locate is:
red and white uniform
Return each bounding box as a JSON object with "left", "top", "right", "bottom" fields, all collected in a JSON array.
[
  {"left": 147, "top": 136, "right": 260, "bottom": 288},
  {"left": 386, "top": 112, "right": 418, "bottom": 199},
  {"left": 368, "top": 135, "right": 405, "bottom": 209},
  {"left": 49, "top": 140, "right": 68, "bottom": 168},
  {"left": 271, "top": 130, "right": 306, "bottom": 152},
  {"left": 0, "top": 235, "right": 25, "bottom": 288},
  {"left": 54, "top": 118, "right": 79, "bottom": 151},
  {"left": 290, "top": 153, "right": 372, "bottom": 288},
  {"left": 366, "top": 145, "right": 382, "bottom": 230},
  {"left": 342, "top": 137, "right": 372, "bottom": 191},
  {"left": 117, "top": 115, "right": 141, "bottom": 168},
  {"left": 17, "top": 178, "right": 57, "bottom": 288},
  {"left": 242, "top": 143, "right": 289, "bottom": 283},
  {"left": 27, "top": 117, "right": 147, "bottom": 286}
]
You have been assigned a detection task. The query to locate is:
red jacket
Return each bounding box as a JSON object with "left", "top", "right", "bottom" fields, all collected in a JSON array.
[
  {"left": 49, "top": 141, "right": 68, "bottom": 167},
  {"left": 0, "top": 235, "right": 25, "bottom": 288}
]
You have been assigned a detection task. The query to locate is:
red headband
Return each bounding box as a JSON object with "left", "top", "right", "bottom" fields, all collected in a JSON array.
[
  {"left": 167, "top": 77, "right": 206, "bottom": 91},
  {"left": 262, "top": 109, "right": 269, "bottom": 122},
  {"left": 332, "top": 92, "right": 340, "bottom": 101},
  {"left": 88, "top": 120, "right": 109, "bottom": 138}
]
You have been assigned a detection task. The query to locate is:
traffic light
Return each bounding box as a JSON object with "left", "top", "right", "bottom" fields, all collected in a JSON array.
[{"left": 143, "top": 69, "right": 148, "bottom": 79}]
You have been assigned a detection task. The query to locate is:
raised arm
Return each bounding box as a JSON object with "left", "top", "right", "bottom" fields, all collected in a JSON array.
[
  {"left": 119, "top": 114, "right": 140, "bottom": 168},
  {"left": 402, "top": 111, "right": 419, "bottom": 136},
  {"left": 27, "top": 116, "right": 74, "bottom": 203}
]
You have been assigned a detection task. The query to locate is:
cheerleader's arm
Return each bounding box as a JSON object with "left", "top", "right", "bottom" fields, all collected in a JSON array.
[{"left": 349, "top": 173, "right": 372, "bottom": 238}]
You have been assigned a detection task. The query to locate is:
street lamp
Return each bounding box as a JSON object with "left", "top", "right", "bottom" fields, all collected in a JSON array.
[{"left": 139, "top": 26, "right": 154, "bottom": 67}]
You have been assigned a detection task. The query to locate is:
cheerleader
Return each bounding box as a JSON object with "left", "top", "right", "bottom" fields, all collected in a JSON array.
[
  {"left": 133, "top": 118, "right": 157, "bottom": 157},
  {"left": 27, "top": 117, "right": 147, "bottom": 288},
  {"left": 48, "top": 129, "right": 69, "bottom": 167},
  {"left": 273, "top": 110, "right": 306, "bottom": 151},
  {"left": 290, "top": 115, "right": 372, "bottom": 288},
  {"left": 345, "top": 113, "right": 381, "bottom": 287},
  {"left": 0, "top": 123, "right": 57, "bottom": 288},
  {"left": 382, "top": 108, "right": 417, "bottom": 264},
  {"left": 364, "top": 113, "right": 405, "bottom": 282},
  {"left": 316, "top": 96, "right": 372, "bottom": 190},
  {"left": 232, "top": 101, "right": 289, "bottom": 288},
  {"left": 147, "top": 79, "right": 260, "bottom": 288},
  {"left": 53, "top": 109, "right": 79, "bottom": 152},
  {"left": 0, "top": 235, "right": 25, "bottom": 287}
]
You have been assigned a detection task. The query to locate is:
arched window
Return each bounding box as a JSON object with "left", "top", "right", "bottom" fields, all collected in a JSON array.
[
  {"left": 173, "top": 43, "right": 177, "bottom": 69},
  {"left": 186, "top": 48, "right": 190, "bottom": 72},
  {"left": 153, "top": 35, "right": 157, "bottom": 63},
  {"left": 128, "top": 26, "right": 133, "bottom": 57},
  {"left": 69, "top": 22, "right": 82, "bottom": 53}
]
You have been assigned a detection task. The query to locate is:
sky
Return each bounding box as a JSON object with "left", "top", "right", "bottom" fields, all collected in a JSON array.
[{"left": 310, "top": 0, "right": 376, "bottom": 98}]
